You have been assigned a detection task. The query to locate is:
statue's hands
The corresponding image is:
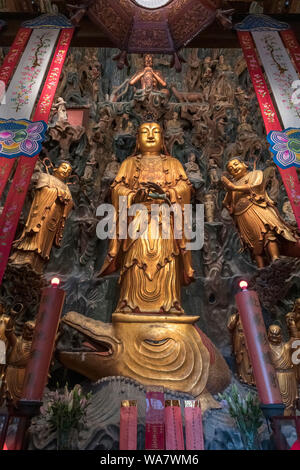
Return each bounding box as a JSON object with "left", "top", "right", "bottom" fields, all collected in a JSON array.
[
  {"left": 221, "top": 176, "right": 235, "bottom": 191},
  {"left": 133, "top": 188, "right": 149, "bottom": 203},
  {"left": 143, "top": 182, "right": 165, "bottom": 194}
]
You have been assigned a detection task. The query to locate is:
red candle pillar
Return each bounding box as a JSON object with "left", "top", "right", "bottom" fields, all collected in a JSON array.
[
  {"left": 18, "top": 277, "right": 65, "bottom": 415},
  {"left": 235, "top": 281, "right": 283, "bottom": 415}
]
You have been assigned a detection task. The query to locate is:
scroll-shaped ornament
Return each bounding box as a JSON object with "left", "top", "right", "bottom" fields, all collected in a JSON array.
[
  {"left": 268, "top": 128, "right": 300, "bottom": 169},
  {"left": 0, "top": 118, "right": 47, "bottom": 158}
]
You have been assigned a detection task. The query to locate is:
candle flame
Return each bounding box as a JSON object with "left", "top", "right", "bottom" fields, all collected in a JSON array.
[{"left": 51, "top": 277, "right": 60, "bottom": 287}]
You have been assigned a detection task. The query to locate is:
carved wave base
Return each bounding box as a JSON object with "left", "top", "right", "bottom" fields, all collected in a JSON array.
[{"left": 58, "top": 312, "right": 231, "bottom": 411}]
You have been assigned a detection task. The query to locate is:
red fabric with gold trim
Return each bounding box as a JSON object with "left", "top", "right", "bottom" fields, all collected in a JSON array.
[
  {"left": 280, "top": 29, "right": 300, "bottom": 75},
  {"left": 0, "top": 28, "right": 32, "bottom": 200}
]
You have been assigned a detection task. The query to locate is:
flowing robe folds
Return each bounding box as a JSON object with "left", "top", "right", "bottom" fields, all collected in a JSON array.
[
  {"left": 269, "top": 342, "right": 298, "bottom": 415},
  {"left": 223, "top": 170, "right": 297, "bottom": 256},
  {"left": 98, "top": 154, "right": 194, "bottom": 314},
  {"left": 10, "top": 173, "right": 73, "bottom": 268}
]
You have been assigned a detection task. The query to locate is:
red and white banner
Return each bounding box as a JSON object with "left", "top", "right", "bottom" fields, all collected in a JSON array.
[
  {"left": 164, "top": 400, "right": 184, "bottom": 450},
  {"left": 0, "top": 28, "right": 32, "bottom": 200},
  {"left": 0, "top": 28, "right": 60, "bottom": 120},
  {"left": 145, "top": 389, "right": 165, "bottom": 450},
  {"left": 184, "top": 400, "right": 204, "bottom": 450},
  {"left": 0, "top": 28, "right": 74, "bottom": 282},
  {"left": 119, "top": 400, "right": 137, "bottom": 450},
  {"left": 0, "top": 28, "right": 32, "bottom": 88},
  {"left": 252, "top": 30, "right": 300, "bottom": 129},
  {"left": 280, "top": 29, "right": 300, "bottom": 75},
  {"left": 237, "top": 30, "right": 300, "bottom": 230},
  {"left": 238, "top": 32, "right": 281, "bottom": 134}
]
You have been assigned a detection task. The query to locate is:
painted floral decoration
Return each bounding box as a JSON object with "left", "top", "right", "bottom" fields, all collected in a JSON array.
[
  {"left": 268, "top": 128, "right": 300, "bottom": 169},
  {"left": 0, "top": 118, "right": 47, "bottom": 158}
]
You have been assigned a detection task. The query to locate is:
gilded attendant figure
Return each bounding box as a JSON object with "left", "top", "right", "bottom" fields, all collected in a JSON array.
[
  {"left": 10, "top": 162, "right": 73, "bottom": 273},
  {"left": 222, "top": 157, "right": 299, "bottom": 268}
]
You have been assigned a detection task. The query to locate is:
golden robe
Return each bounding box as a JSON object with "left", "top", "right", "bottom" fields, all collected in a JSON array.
[
  {"left": 98, "top": 153, "right": 194, "bottom": 314},
  {"left": 223, "top": 170, "right": 297, "bottom": 255},
  {"left": 269, "top": 342, "right": 298, "bottom": 415},
  {"left": 11, "top": 173, "right": 73, "bottom": 263}
]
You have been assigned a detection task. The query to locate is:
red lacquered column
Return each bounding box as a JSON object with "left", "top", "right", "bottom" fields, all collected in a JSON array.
[
  {"left": 235, "top": 281, "right": 282, "bottom": 408},
  {"left": 19, "top": 277, "right": 65, "bottom": 415}
]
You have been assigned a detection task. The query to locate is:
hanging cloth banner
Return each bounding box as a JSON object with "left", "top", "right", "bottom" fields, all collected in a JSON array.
[
  {"left": 0, "top": 28, "right": 60, "bottom": 120},
  {"left": 0, "top": 25, "right": 74, "bottom": 283},
  {"left": 0, "top": 28, "right": 32, "bottom": 200},
  {"left": 235, "top": 16, "right": 300, "bottom": 230},
  {"left": 184, "top": 400, "right": 204, "bottom": 450},
  {"left": 145, "top": 388, "right": 165, "bottom": 450},
  {"left": 119, "top": 400, "right": 137, "bottom": 450},
  {"left": 164, "top": 400, "right": 184, "bottom": 450},
  {"left": 252, "top": 30, "right": 300, "bottom": 129},
  {"left": 280, "top": 30, "right": 300, "bottom": 76},
  {"left": 237, "top": 31, "right": 282, "bottom": 134}
]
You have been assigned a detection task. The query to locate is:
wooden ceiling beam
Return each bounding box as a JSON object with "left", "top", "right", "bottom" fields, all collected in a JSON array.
[{"left": 0, "top": 12, "right": 299, "bottom": 48}]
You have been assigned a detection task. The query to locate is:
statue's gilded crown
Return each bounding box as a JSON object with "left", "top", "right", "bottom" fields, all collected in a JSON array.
[{"left": 141, "top": 111, "right": 159, "bottom": 124}]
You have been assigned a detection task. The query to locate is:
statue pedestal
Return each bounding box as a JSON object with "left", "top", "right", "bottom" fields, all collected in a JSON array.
[{"left": 59, "top": 311, "right": 231, "bottom": 411}]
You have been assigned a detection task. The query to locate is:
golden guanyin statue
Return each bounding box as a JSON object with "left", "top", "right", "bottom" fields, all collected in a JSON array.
[
  {"left": 97, "top": 121, "right": 195, "bottom": 314},
  {"left": 10, "top": 162, "right": 73, "bottom": 274},
  {"left": 222, "top": 157, "right": 299, "bottom": 268},
  {"left": 59, "top": 121, "right": 231, "bottom": 410}
]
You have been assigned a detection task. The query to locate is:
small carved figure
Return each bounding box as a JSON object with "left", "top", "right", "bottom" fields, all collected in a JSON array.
[
  {"left": 164, "top": 111, "right": 185, "bottom": 151},
  {"left": 10, "top": 162, "right": 74, "bottom": 274},
  {"left": 264, "top": 165, "right": 280, "bottom": 204},
  {"left": 129, "top": 54, "right": 167, "bottom": 92},
  {"left": 235, "top": 86, "right": 250, "bottom": 122},
  {"left": 0, "top": 302, "right": 9, "bottom": 403},
  {"left": 49, "top": 118, "right": 85, "bottom": 161},
  {"left": 286, "top": 298, "right": 300, "bottom": 383},
  {"left": 208, "top": 158, "right": 220, "bottom": 187},
  {"left": 51, "top": 97, "right": 68, "bottom": 123},
  {"left": 184, "top": 153, "right": 203, "bottom": 186},
  {"left": 227, "top": 312, "right": 255, "bottom": 386},
  {"left": 268, "top": 325, "right": 299, "bottom": 415},
  {"left": 186, "top": 49, "right": 202, "bottom": 91},
  {"left": 100, "top": 154, "right": 121, "bottom": 201},
  {"left": 222, "top": 157, "right": 299, "bottom": 267},
  {"left": 282, "top": 198, "right": 297, "bottom": 226},
  {"left": 4, "top": 312, "right": 35, "bottom": 406},
  {"left": 204, "top": 192, "right": 216, "bottom": 223}
]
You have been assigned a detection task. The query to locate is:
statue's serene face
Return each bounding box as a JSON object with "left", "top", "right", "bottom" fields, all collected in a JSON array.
[
  {"left": 138, "top": 122, "right": 162, "bottom": 154},
  {"left": 227, "top": 159, "right": 247, "bottom": 179},
  {"left": 56, "top": 162, "right": 72, "bottom": 179}
]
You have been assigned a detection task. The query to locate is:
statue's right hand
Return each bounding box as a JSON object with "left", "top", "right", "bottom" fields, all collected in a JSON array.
[{"left": 133, "top": 188, "right": 148, "bottom": 203}]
